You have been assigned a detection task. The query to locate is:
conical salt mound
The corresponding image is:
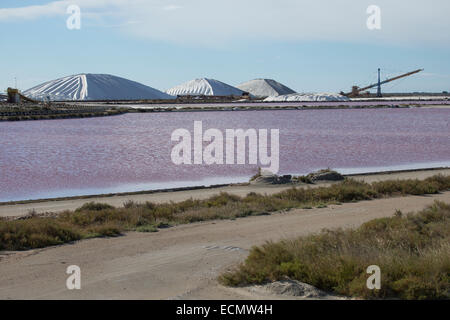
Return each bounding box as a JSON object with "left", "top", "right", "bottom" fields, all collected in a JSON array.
[
  {"left": 23, "top": 74, "right": 174, "bottom": 101},
  {"left": 167, "top": 78, "right": 245, "bottom": 96},
  {"left": 236, "top": 79, "right": 296, "bottom": 98}
]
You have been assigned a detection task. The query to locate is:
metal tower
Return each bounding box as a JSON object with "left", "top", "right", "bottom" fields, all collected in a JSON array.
[{"left": 376, "top": 68, "right": 382, "bottom": 97}]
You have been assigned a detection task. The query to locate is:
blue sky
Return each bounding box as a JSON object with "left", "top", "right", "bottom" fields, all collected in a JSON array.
[{"left": 1, "top": 0, "right": 450, "bottom": 93}]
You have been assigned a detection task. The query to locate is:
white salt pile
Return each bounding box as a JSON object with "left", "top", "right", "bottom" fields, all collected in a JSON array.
[
  {"left": 167, "top": 78, "right": 245, "bottom": 96},
  {"left": 236, "top": 79, "right": 295, "bottom": 98},
  {"left": 24, "top": 74, "right": 174, "bottom": 101}
]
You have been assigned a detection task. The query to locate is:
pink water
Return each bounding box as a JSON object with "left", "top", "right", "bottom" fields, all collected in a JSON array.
[{"left": 1, "top": 108, "right": 449, "bottom": 201}]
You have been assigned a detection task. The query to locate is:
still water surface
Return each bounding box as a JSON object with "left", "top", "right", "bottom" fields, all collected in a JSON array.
[{"left": 0, "top": 108, "right": 449, "bottom": 201}]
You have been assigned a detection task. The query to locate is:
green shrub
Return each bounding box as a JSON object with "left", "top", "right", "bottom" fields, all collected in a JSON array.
[
  {"left": 0, "top": 219, "right": 81, "bottom": 250},
  {"left": 136, "top": 225, "right": 158, "bottom": 233},
  {"left": 220, "top": 201, "right": 450, "bottom": 300},
  {"left": 75, "top": 202, "right": 114, "bottom": 212}
]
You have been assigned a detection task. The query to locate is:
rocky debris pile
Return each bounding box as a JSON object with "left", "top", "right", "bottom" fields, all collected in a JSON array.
[
  {"left": 250, "top": 170, "right": 292, "bottom": 185},
  {"left": 249, "top": 279, "right": 328, "bottom": 298},
  {"left": 307, "top": 169, "right": 345, "bottom": 182},
  {"left": 251, "top": 169, "right": 344, "bottom": 185}
]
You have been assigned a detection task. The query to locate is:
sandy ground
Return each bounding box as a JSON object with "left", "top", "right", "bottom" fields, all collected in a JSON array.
[
  {"left": 1, "top": 168, "right": 449, "bottom": 219},
  {"left": 0, "top": 190, "right": 449, "bottom": 300}
]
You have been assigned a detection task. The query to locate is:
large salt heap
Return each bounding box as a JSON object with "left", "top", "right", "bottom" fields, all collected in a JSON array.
[
  {"left": 166, "top": 78, "right": 245, "bottom": 96},
  {"left": 264, "top": 93, "right": 350, "bottom": 102},
  {"left": 23, "top": 74, "right": 174, "bottom": 101},
  {"left": 236, "top": 79, "right": 295, "bottom": 98}
]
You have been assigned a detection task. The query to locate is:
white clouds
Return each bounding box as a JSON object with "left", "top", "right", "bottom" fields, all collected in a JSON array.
[
  {"left": 0, "top": 0, "right": 131, "bottom": 20},
  {"left": 0, "top": 2, "right": 66, "bottom": 20},
  {"left": 163, "top": 5, "right": 183, "bottom": 11},
  {"left": 122, "top": 0, "right": 450, "bottom": 47},
  {"left": 1, "top": 0, "right": 449, "bottom": 47}
]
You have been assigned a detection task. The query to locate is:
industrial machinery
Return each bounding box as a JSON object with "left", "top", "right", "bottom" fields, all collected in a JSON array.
[
  {"left": 342, "top": 68, "right": 423, "bottom": 98},
  {"left": 7, "top": 87, "right": 38, "bottom": 103}
]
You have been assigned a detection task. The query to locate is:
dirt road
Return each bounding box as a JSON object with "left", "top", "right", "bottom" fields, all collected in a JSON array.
[
  {"left": 1, "top": 191, "right": 449, "bottom": 300},
  {"left": 1, "top": 169, "right": 448, "bottom": 219}
]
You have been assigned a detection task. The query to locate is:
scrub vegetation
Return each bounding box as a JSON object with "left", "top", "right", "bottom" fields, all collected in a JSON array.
[
  {"left": 0, "top": 175, "right": 449, "bottom": 252},
  {"left": 219, "top": 201, "right": 450, "bottom": 300}
]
